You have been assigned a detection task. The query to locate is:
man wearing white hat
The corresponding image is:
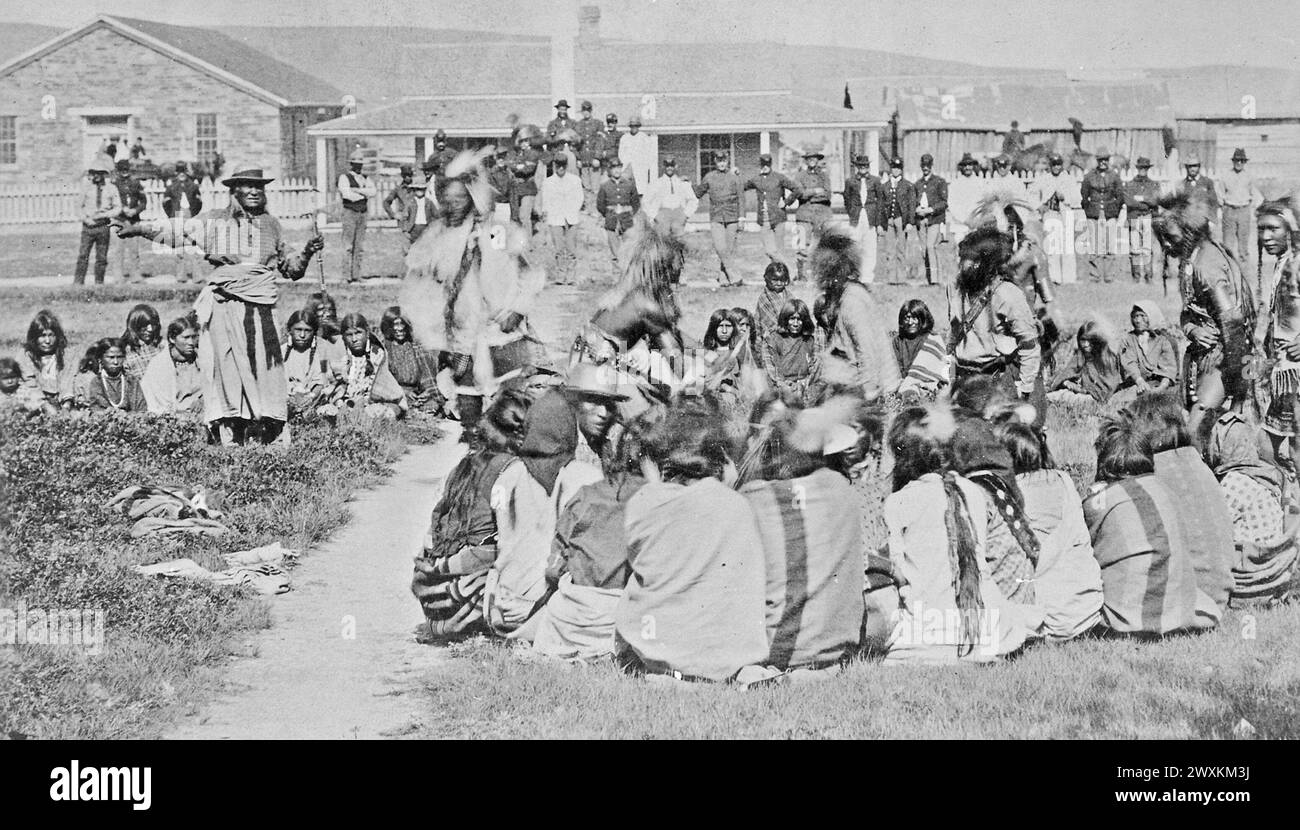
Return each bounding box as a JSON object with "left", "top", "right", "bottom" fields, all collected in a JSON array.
[
  {"left": 338, "top": 149, "right": 377, "bottom": 283},
  {"left": 74, "top": 155, "right": 122, "bottom": 285}
]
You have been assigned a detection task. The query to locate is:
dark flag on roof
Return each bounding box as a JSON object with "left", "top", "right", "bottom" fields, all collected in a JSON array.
[{"left": 843, "top": 83, "right": 853, "bottom": 110}]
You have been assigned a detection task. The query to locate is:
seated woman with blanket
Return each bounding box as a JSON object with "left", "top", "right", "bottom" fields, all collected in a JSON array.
[
  {"left": 880, "top": 406, "right": 1040, "bottom": 665},
  {"left": 121, "top": 303, "right": 164, "bottom": 381},
  {"left": 531, "top": 407, "right": 659, "bottom": 661},
  {"left": 762, "top": 299, "right": 821, "bottom": 406},
  {"left": 282, "top": 309, "right": 332, "bottom": 419},
  {"left": 321, "top": 313, "right": 408, "bottom": 421},
  {"left": 1197, "top": 409, "right": 1299, "bottom": 605},
  {"left": 411, "top": 389, "right": 532, "bottom": 639},
  {"left": 484, "top": 387, "right": 602, "bottom": 639},
  {"left": 1084, "top": 415, "right": 1219, "bottom": 635},
  {"left": 379, "top": 306, "right": 440, "bottom": 415},
  {"left": 891, "top": 299, "right": 950, "bottom": 400},
  {"left": 740, "top": 400, "right": 866, "bottom": 672},
  {"left": 141, "top": 315, "right": 204, "bottom": 417},
  {"left": 995, "top": 420, "right": 1103, "bottom": 640},
  {"left": 614, "top": 400, "right": 773, "bottom": 683},
  {"left": 73, "top": 337, "right": 147, "bottom": 412},
  {"left": 21, "top": 309, "right": 74, "bottom": 411},
  {"left": 1048, "top": 319, "right": 1125, "bottom": 405}
]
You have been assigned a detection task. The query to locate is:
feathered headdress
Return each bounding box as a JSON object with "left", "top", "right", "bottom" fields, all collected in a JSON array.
[
  {"left": 444, "top": 148, "right": 495, "bottom": 217},
  {"left": 967, "top": 188, "right": 1044, "bottom": 249}
]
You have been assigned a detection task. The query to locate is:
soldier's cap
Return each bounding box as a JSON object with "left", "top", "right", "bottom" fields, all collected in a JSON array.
[
  {"left": 608, "top": 157, "right": 624, "bottom": 168},
  {"left": 552, "top": 154, "right": 569, "bottom": 167},
  {"left": 115, "top": 158, "right": 131, "bottom": 171},
  {"left": 889, "top": 156, "right": 904, "bottom": 169},
  {"left": 956, "top": 152, "right": 975, "bottom": 167},
  {"left": 1135, "top": 156, "right": 1153, "bottom": 168},
  {"left": 713, "top": 150, "right": 729, "bottom": 162},
  {"left": 421, "top": 155, "right": 438, "bottom": 171},
  {"left": 1048, "top": 153, "right": 1063, "bottom": 165},
  {"left": 802, "top": 147, "right": 825, "bottom": 159},
  {"left": 606, "top": 112, "right": 619, "bottom": 123},
  {"left": 660, "top": 156, "right": 675, "bottom": 167},
  {"left": 1094, "top": 146, "right": 1111, "bottom": 159},
  {"left": 580, "top": 100, "right": 593, "bottom": 111},
  {"left": 854, "top": 154, "right": 871, "bottom": 166},
  {"left": 495, "top": 145, "right": 510, "bottom": 156},
  {"left": 348, "top": 149, "right": 365, "bottom": 163},
  {"left": 758, "top": 153, "right": 773, "bottom": 166},
  {"left": 555, "top": 99, "right": 570, "bottom": 109},
  {"left": 993, "top": 154, "right": 1010, "bottom": 166},
  {"left": 1232, "top": 148, "right": 1248, "bottom": 161},
  {"left": 409, "top": 172, "right": 428, "bottom": 189},
  {"left": 628, "top": 116, "right": 643, "bottom": 127},
  {"left": 920, "top": 153, "right": 934, "bottom": 165},
  {"left": 1183, "top": 153, "right": 1202, "bottom": 166},
  {"left": 175, "top": 160, "right": 189, "bottom": 171},
  {"left": 399, "top": 163, "right": 413, "bottom": 175},
  {"left": 434, "top": 129, "right": 447, "bottom": 141}
]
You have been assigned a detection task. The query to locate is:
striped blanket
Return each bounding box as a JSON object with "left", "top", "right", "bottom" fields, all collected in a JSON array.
[
  {"left": 1083, "top": 475, "right": 1221, "bottom": 636},
  {"left": 742, "top": 468, "right": 865, "bottom": 669}
]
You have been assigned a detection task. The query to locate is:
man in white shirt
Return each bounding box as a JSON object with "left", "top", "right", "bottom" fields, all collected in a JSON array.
[
  {"left": 1217, "top": 148, "right": 1262, "bottom": 275},
  {"left": 618, "top": 116, "right": 655, "bottom": 194},
  {"left": 946, "top": 153, "right": 984, "bottom": 243},
  {"left": 540, "top": 155, "right": 585, "bottom": 285},
  {"left": 338, "top": 149, "right": 378, "bottom": 283},
  {"left": 1033, "top": 153, "right": 1081, "bottom": 284},
  {"left": 643, "top": 156, "right": 699, "bottom": 237}
]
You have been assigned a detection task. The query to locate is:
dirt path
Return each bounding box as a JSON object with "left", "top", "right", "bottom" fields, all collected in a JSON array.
[{"left": 170, "top": 428, "right": 465, "bottom": 740}]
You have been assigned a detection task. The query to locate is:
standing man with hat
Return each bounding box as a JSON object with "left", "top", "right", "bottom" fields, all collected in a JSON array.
[
  {"left": 643, "top": 156, "right": 698, "bottom": 238},
  {"left": 914, "top": 152, "right": 949, "bottom": 285},
  {"left": 547, "top": 99, "right": 576, "bottom": 142},
  {"left": 1080, "top": 147, "right": 1124, "bottom": 283},
  {"left": 745, "top": 152, "right": 801, "bottom": 268},
  {"left": 121, "top": 166, "right": 325, "bottom": 445},
  {"left": 424, "top": 130, "right": 457, "bottom": 184},
  {"left": 596, "top": 157, "right": 641, "bottom": 276},
  {"left": 946, "top": 153, "right": 982, "bottom": 245},
  {"left": 403, "top": 171, "right": 439, "bottom": 246},
  {"left": 618, "top": 116, "right": 655, "bottom": 195},
  {"left": 843, "top": 153, "right": 881, "bottom": 281},
  {"left": 597, "top": 113, "right": 623, "bottom": 177},
  {"left": 383, "top": 164, "right": 418, "bottom": 255},
  {"left": 1033, "top": 152, "right": 1080, "bottom": 284},
  {"left": 694, "top": 151, "right": 745, "bottom": 287},
  {"left": 540, "top": 154, "right": 585, "bottom": 285},
  {"left": 162, "top": 161, "right": 202, "bottom": 283},
  {"left": 339, "top": 149, "right": 377, "bottom": 283},
  {"left": 1178, "top": 153, "right": 1220, "bottom": 239},
  {"left": 1217, "top": 148, "right": 1262, "bottom": 276},
  {"left": 575, "top": 101, "right": 603, "bottom": 199},
  {"left": 73, "top": 155, "right": 122, "bottom": 285},
  {"left": 791, "top": 147, "right": 833, "bottom": 282},
  {"left": 878, "top": 156, "right": 916, "bottom": 284},
  {"left": 111, "top": 157, "right": 147, "bottom": 283},
  {"left": 1123, "top": 156, "right": 1163, "bottom": 284}
]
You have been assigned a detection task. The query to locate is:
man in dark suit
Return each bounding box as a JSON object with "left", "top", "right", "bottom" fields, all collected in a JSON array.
[
  {"left": 843, "top": 153, "right": 880, "bottom": 282},
  {"left": 878, "top": 156, "right": 916, "bottom": 284},
  {"left": 1080, "top": 147, "right": 1125, "bottom": 283},
  {"left": 914, "top": 152, "right": 949, "bottom": 285}
]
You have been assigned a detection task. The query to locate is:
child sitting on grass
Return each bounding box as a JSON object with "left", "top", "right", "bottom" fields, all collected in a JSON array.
[
  {"left": 1084, "top": 415, "right": 1219, "bottom": 635},
  {"left": 1048, "top": 319, "right": 1124, "bottom": 405},
  {"left": 0, "top": 356, "right": 43, "bottom": 414},
  {"left": 74, "top": 338, "right": 147, "bottom": 412},
  {"left": 121, "top": 303, "right": 163, "bottom": 381},
  {"left": 21, "top": 309, "right": 75, "bottom": 410},
  {"left": 763, "top": 298, "right": 820, "bottom": 406},
  {"left": 321, "top": 313, "right": 407, "bottom": 421}
]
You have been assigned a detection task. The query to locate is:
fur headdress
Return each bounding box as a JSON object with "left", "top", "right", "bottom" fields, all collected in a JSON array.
[
  {"left": 810, "top": 225, "right": 862, "bottom": 293},
  {"left": 443, "top": 148, "right": 495, "bottom": 217},
  {"left": 955, "top": 225, "right": 1014, "bottom": 295}
]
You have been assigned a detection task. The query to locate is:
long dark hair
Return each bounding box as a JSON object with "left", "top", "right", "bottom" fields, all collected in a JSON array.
[
  {"left": 1122, "top": 389, "right": 1190, "bottom": 453},
  {"left": 379, "top": 306, "right": 415, "bottom": 344},
  {"left": 811, "top": 226, "right": 862, "bottom": 334},
  {"left": 77, "top": 337, "right": 127, "bottom": 375},
  {"left": 25, "top": 309, "right": 68, "bottom": 370},
  {"left": 897, "top": 298, "right": 935, "bottom": 338},
  {"left": 703, "top": 308, "right": 738, "bottom": 350},
  {"left": 339, "top": 312, "right": 384, "bottom": 375},
  {"left": 283, "top": 309, "right": 318, "bottom": 358},
  {"left": 122, "top": 304, "right": 162, "bottom": 349},
  {"left": 776, "top": 299, "right": 815, "bottom": 339},
  {"left": 888, "top": 406, "right": 985, "bottom": 657},
  {"left": 730, "top": 307, "right": 757, "bottom": 351},
  {"left": 956, "top": 226, "right": 1013, "bottom": 295},
  {"left": 641, "top": 399, "right": 736, "bottom": 483}
]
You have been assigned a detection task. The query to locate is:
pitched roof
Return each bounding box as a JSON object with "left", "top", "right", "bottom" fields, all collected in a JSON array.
[
  {"left": 894, "top": 80, "right": 1175, "bottom": 131},
  {"left": 0, "top": 16, "right": 341, "bottom": 106},
  {"left": 1148, "top": 65, "right": 1300, "bottom": 120},
  {"left": 309, "top": 92, "right": 887, "bottom": 136}
]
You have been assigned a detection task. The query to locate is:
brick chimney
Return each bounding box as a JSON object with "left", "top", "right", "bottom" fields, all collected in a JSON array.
[
  {"left": 579, "top": 5, "right": 601, "bottom": 45},
  {"left": 551, "top": 1, "right": 580, "bottom": 111}
]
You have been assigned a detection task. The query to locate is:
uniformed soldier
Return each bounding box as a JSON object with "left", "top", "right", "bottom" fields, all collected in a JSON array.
[
  {"left": 1080, "top": 147, "right": 1124, "bottom": 283},
  {"left": 914, "top": 152, "right": 949, "bottom": 285},
  {"left": 595, "top": 157, "right": 642, "bottom": 275},
  {"left": 1179, "top": 153, "right": 1220, "bottom": 239},
  {"left": 791, "top": 147, "right": 832, "bottom": 281},
  {"left": 1123, "top": 157, "right": 1163, "bottom": 284},
  {"left": 574, "top": 100, "right": 604, "bottom": 197},
  {"left": 423, "top": 129, "right": 457, "bottom": 184},
  {"left": 843, "top": 153, "right": 881, "bottom": 281},
  {"left": 744, "top": 152, "right": 801, "bottom": 267}
]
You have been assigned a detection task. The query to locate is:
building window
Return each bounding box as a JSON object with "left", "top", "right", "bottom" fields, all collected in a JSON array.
[
  {"left": 195, "top": 113, "right": 219, "bottom": 162},
  {"left": 0, "top": 116, "right": 16, "bottom": 165},
  {"left": 699, "top": 133, "right": 734, "bottom": 174}
]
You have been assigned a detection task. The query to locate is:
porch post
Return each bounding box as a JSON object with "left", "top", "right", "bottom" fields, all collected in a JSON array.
[
  {"left": 315, "top": 136, "right": 329, "bottom": 210},
  {"left": 760, "top": 130, "right": 771, "bottom": 155}
]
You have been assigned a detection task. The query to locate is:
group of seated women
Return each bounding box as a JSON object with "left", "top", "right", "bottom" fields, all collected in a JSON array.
[
  {"left": 2, "top": 293, "right": 446, "bottom": 427},
  {"left": 410, "top": 361, "right": 1298, "bottom": 684}
]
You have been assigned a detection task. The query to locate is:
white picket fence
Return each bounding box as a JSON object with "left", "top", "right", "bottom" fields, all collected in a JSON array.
[{"left": 0, "top": 177, "right": 323, "bottom": 226}]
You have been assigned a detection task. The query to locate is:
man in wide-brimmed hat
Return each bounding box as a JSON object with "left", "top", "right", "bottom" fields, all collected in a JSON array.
[
  {"left": 338, "top": 149, "right": 377, "bottom": 283},
  {"left": 792, "top": 146, "right": 834, "bottom": 282},
  {"left": 111, "top": 158, "right": 146, "bottom": 283},
  {"left": 1123, "top": 157, "right": 1162, "bottom": 284},
  {"left": 121, "top": 165, "right": 325, "bottom": 445},
  {"left": 547, "top": 99, "right": 576, "bottom": 142},
  {"left": 1218, "top": 147, "right": 1262, "bottom": 272},
  {"left": 73, "top": 155, "right": 122, "bottom": 285},
  {"left": 746, "top": 152, "right": 801, "bottom": 268},
  {"left": 1081, "top": 147, "right": 1124, "bottom": 283},
  {"left": 947, "top": 152, "right": 983, "bottom": 246},
  {"left": 383, "top": 163, "right": 418, "bottom": 253}
]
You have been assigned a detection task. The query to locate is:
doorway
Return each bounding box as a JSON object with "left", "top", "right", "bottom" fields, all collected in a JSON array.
[{"left": 82, "top": 114, "right": 131, "bottom": 168}]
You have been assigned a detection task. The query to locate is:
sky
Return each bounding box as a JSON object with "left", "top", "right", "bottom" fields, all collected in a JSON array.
[{"left": 3, "top": 0, "right": 1297, "bottom": 72}]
